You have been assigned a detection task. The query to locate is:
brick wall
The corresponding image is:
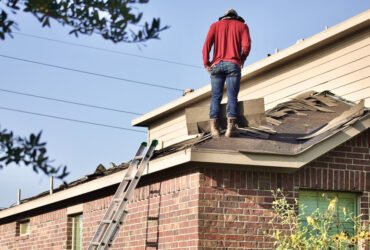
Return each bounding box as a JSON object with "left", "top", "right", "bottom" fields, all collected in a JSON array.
[
  {"left": 82, "top": 169, "right": 201, "bottom": 250},
  {"left": 198, "top": 128, "right": 370, "bottom": 249},
  {"left": 0, "top": 129, "right": 368, "bottom": 250},
  {"left": 0, "top": 209, "right": 68, "bottom": 250}
]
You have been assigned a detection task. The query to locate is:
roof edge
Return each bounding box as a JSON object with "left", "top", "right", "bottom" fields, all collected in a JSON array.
[
  {"left": 0, "top": 169, "right": 127, "bottom": 220},
  {"left": 132, "top": 10, "right": 370, "bottom": 127},
  {"left": 0, "top": 149, "right": 192, "bottom": 220}
]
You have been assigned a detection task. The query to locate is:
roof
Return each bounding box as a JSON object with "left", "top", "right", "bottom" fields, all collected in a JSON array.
[
  {"left": 153, "top": 91, "right": 368, "bottom": 158},
  {"left": 195, "top": 92, "right": 366, "bottom": 155},
  {"left": 1, "top": 91, "right": 368, "bottom": 220},
  {"left": 132, "top": 10, "right": 370, "bottom": 127}
]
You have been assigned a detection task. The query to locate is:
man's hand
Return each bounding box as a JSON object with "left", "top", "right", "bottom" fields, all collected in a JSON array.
[{"left": 206, "top": 65, "right": 215, "bottom": 73}]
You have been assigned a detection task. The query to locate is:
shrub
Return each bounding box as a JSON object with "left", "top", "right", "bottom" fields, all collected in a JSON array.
[{"left": 268, "top": 189, "right": 369, "bottom": 250}]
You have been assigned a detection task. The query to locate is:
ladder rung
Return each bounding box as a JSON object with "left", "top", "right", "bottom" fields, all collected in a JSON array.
[
  {"left": 112, "top": 197, "right": 129, "bottom": 203},
  {"left": 102, "top": 219, "right": 116, "bottom": 224},
  {"left": 147, "top": 216, "right": 159, "bottom": 220},
  {"left": 146, "top": 241, "right": 158, "bottom": 247},
  {"left": 134, "top": 156, "right": 143, "bottom": 160},
  {"left": 90, "top": 242, "right": 99, "bottom": 246},
  {"left": 123, "top": 177, "right": 133, "bottom": 181}
]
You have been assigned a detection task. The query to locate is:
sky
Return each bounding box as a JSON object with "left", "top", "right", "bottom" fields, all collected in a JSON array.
[{"left": 0, "top": 1, "right": 369, "bottom": 208}]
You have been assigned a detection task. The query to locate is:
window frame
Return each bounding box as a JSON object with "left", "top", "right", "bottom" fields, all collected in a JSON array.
[
  {"left": 68, "top": 213, "right": 83, "bottom": 250},
  {"left": 298, "top": 190, "right": 359, "bottom": 236},
  {"left": 16, "top": 219, "right": 31, "bottom": 237}
]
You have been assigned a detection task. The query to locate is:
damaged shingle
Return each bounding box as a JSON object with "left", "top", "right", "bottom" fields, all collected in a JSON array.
[{"left": 157, "top": 91, "right": 368, "bottom": 157}]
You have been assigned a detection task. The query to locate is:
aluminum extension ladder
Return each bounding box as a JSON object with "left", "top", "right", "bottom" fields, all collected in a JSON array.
[{"left": 88, "top": 140, "right": 158, "bottom": 249}]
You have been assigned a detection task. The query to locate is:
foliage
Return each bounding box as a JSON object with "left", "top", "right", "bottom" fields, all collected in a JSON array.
[
  {"left": 0, "top": 127, "right": 68, "bottom": 180},
  {"left": 0, "top": 1, "right": 167, "bottom": 180},
  {"left": 0, "top": 0, "right": 168, "bottom": 43},
  {"left": 269, "top": 189, "right": 370, "bottom": 250}
]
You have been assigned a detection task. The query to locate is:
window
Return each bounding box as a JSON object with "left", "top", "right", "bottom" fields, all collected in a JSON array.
[
  {"left": 16, "top": 219, "right": 30, "bottom": 236},
  {"left": 299, "top": 191, "right": 358, "bottom": 236},
  {"left": 69, "top": 214, "right": 83, "bottom": 250}
]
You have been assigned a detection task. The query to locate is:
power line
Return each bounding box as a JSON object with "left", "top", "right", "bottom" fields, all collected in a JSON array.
[
  {"left": 0, "top": 54, "right": 183, "bottom": 92},
  {"left": 14, "top": 32, "right": 203, "bottom": 69},
  {"left": 0, "top": 106, "right": 146, "bottom": 133},
  {"left": 0, "top": 88, "right": 142, "bottom": 115}
]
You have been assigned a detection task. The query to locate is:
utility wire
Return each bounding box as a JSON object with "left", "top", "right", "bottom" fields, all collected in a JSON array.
[
  {"left": 0, "top": 88, "right": 142, "bottom": 115},
  {"left": 0, "top": 54, "right": 183, "bottom": 92},
  {"left": 0, "top": 106, "right": 146, "bottom": 133},
  {"left": 14, "top": 32, "right": 203, "bottom": 69}
]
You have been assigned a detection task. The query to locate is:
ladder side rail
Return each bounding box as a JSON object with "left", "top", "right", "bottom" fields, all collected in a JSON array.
[
  {"left": 88, "top": 164, "right": 137, "bottom": 250},
  {"left": 111, "top": 142, "right": 147, "bottom": 199},
  {"left": 88, "top": 162, "right": 139, "bottom": 249},
  {"left": 101, "top": 153, "right": 145, "bottom": 222},
  {"left": 87, "top": 142, "right": 147, "bottom": 250},
  {"left": 98, "top": 141, "right": 158, "bottom": 248},
  {"left": 109, "top": 142, "right": 146, "bottom": 201},
  {"left": 91, "top": 163, "right": 138, "bottom": 244}
]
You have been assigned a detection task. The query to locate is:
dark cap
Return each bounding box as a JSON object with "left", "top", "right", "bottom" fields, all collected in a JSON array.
[{"left": 219, "top": 9, "right": 238, "bottom": 20}]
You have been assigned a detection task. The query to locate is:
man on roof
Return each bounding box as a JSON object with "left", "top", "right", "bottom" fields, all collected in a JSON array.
[{"left": 202, "top": 9, "right": 251, "bottom": 137}]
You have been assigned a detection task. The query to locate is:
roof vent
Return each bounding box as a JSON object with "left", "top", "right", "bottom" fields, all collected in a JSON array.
[
  {"left": 296, "top": 38, "right": 304, "bottom": 44},
  {"left": 183, "top": 88, "right": 194, "bottom": 96}
]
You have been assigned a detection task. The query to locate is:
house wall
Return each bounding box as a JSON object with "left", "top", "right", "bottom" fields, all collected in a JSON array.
[
  {"left": 198, "top": 128, "right": 370, "bottom": 249},
  {"left": 0, "top": 209, "right": 68, "bottom": 250},
  {"left": 0, "top": 129, "right": 368, "bottom": 250},
  {"left": 83, "top": 169, "right": 201, "bottom": 250},
  {"left": 0, "top": 169, "right": 201, "bottom": 250},
  {"left": 148, "top": 25, "right": 370, "bottom": 148}
]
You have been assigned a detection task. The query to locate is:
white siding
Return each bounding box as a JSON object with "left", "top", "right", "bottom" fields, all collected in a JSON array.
[
  {"left": 238, "top": 29, "right": 370, "bottom": 109},
  {"left": 148, "top": 111, "right": 188, "bottom": 148}
]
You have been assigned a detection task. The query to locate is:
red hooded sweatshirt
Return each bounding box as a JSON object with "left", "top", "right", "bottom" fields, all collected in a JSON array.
[{"left": 202, "top": 19, "right": 251, "bottom": 68}]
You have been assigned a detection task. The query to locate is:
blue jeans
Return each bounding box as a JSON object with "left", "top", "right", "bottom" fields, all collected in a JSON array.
[{"left": 209, "top": 61, "right": 241, "bottom": 119}]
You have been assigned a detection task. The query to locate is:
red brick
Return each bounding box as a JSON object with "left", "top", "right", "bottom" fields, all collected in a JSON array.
[
  {"left": 353, "top": 159, "right": 370, "bottom": 166},
  {"left": 329, "top": 163, "right": 347, "bottom": 170}
]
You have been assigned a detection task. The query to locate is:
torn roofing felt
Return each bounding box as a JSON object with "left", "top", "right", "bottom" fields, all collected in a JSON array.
[{"left": 154, "top": 91, "right": 369, "bottom": 157}]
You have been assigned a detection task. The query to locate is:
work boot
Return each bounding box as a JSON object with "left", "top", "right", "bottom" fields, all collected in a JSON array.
[
  {"left": 225, "top": 117, "right": 239, "bottom": 137},
  {"left": 209, "top": 119, "right": 220, "bottom": 138}
]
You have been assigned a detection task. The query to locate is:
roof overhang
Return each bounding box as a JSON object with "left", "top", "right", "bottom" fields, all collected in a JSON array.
[
  {"left": 132, "top": 10, "right": 370, "bottom": 127},
  {"left": 1, "top": 116, "right": 368, "bottom": 220},
  {"left": 190, "top": 116, "right": 369, "bottom": 168}
]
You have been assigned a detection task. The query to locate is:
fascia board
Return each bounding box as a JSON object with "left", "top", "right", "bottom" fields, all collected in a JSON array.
[
  {"left": 296, "top": 116, "right": 370, "bottom": 166},
  {"left": 240, "top": 10, "right": 370, "bottom": 79},
  {"left": 190, "top": 148, "right": 301, "bottom": 168},
  {"left": 0, "top": 169, "right": 128, "bottom": 220},
  {"left": 132, "top": 10, "right": 370, "bottom": 127},
  {"left": 145, "top": 148, "right": 192, "bottom": 174}
]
